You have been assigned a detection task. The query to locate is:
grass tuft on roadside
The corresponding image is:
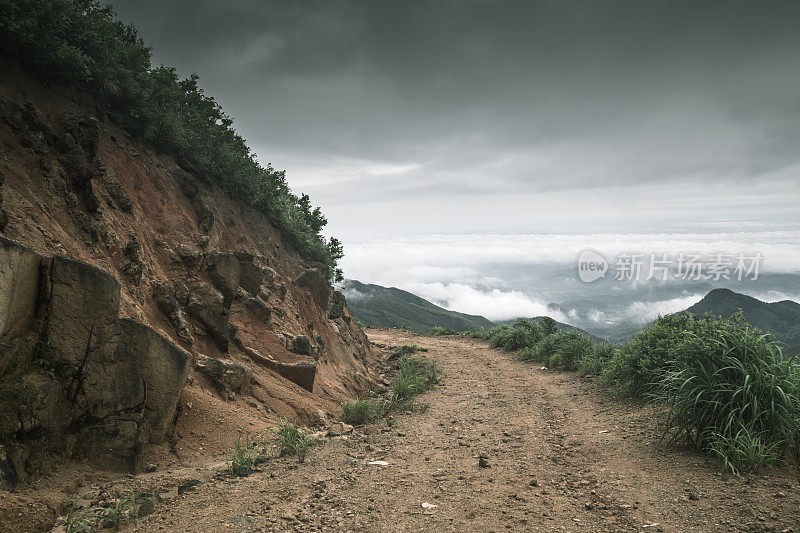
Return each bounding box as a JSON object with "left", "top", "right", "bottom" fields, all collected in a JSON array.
[
  {"left": 340, "top": 352, "right": 441, "bottom": 426},
  {"left": 341, "top": 398, "right": 383, "bottom": 425},
  {"left": 228, "top": 431, "right": 261, "bottom": 476},
  {"left": 64, "top": 489, "right": 138, "bottom": 532},
  {"left": 270, "top": 417, "right": 315, "bottom": 463},
  {"left": 390, "top": 355, "right": 440, "bottom": 406}
]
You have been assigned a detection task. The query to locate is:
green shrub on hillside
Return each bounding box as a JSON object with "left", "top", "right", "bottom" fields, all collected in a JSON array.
[
  {"left": 490, "top": 308, "right": 800, "bottom": 472},
  {"left": 518, "top": 330, "right": 610, "bottom": 371},
  {"left": 653, "top": 320, "right": 800, "bottom": 473},
  {"left": 602, "top": 312, "right": 732, "bottom": 398},
  {"left": 489, "top": 318, "right": 546, "bottom": 351},
  {"left": 578, "top": 342, "right": 616, "bottom": 375},
  {"left": 0, "top": 0, "right": 342, "bottom": 278},
  {"left": 540, "top": 316, "right": 559, "bottom": 336}
]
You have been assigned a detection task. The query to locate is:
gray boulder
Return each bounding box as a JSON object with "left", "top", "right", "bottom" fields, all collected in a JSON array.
[
  {"left": 290, "top": 335, "right": 314, "bottom": 356},
  {"left": 204, "top": 252, "right": 240, "bottom": 308},
  {"left": 57, "top": 114, "right": 101, "bottom": 186},
  {"left": 153, "top": 283, "right": 194, "bottom": 345},
  {"left": 40, "top": 255, "right": 121, "bottom": 371},
  {"left": 186, "top": 295, "right": 229, "bottom": 352},
  {"left": 238, "top": 259, "right": 263, "bottom": 295},
  {"left": 245, "top": 297, "right": 271, "bottom": 323},
  {"left": 294, "top": 268, "right": 331, "bottom": 308},
  {"left": 0, "top": 238, "right": 193, "bottom": 477},
  {"left": 243, "top": 347, "right": 316, "bottom": 392},
  {"left": 329, "top": 290, "right": 346, "bottom": 319},
  {"left": 194, "top": 355, "right": 250, "bottom": 398},
  {"left": 120, "top": 240, "right": 143, "bottom": 282},
  {"left": 117, "top": 319, "right": 191, "bottom": 442},
  {"left": 0, "top": 237, "right": 41, "bottom": 340}
]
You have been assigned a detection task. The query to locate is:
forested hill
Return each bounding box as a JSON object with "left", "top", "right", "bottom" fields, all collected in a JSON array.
[
  {"left": 341, "top": 279, "right": 494, "bottom": 334},
  {"left": 686, "top": 288, "right": 800, "bottom": 352}
]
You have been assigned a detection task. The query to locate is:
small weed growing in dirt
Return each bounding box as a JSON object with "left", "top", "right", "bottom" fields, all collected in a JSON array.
[
  {"left": 65, "top": 489, "right": 139, "bottom": 532},
  {"left": 228, "top": 430, "right": 260, "bottom": 476},
  {"left": 98, "top": 490, "right": 138, "bottom": 529},
  {"left": 65, "top": 500, "right": 94, "bottom": 533},
  {"left": 341, "top": 398, "right": 383, "bottom": 425},
  {"left": 409, "top": 401, "right": 430, "bottom": 413},
  {"left": 270, "top": 418, "right": 315, "bottom": 463}
]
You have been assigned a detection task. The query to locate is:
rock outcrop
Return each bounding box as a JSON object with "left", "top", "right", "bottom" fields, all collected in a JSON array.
[
  {"left": 295, "top": 267, "right": 332, "bottom": 308},
  {"left": 194, "top": 354, "right": 250, "bottom": 399},
  {"left": 0, "top": 70, "right": 377, "bottom": 493},
  {"left": 243, "top": 347, "right": 316, "bottom": 392},
  {"left": 0, "top": 237, "right": 191, "bottom": 485}
]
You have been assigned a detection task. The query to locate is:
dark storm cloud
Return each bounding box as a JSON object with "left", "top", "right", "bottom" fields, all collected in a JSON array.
[{"left": 109, "top": 0, "right": 800, "bottom": 228}]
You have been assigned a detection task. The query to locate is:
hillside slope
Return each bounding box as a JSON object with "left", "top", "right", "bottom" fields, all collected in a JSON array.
[
  {"left": 0, "top": 61, "right": 376, "bottom": 502},
  {"left": 686, "top": 288, "right": 800, "bottom": 352},
  {"left": 341, "top": 279, "right": 494, "bottom": 334}
]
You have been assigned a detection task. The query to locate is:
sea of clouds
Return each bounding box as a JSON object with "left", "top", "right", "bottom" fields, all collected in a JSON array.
[{"left": 339, "top": 231, "right": 800, "bottom": 323}]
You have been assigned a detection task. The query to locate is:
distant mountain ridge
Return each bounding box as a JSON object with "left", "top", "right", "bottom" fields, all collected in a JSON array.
[
  {"left": 341, "top": 280, "right": 494, "bottom": 334},
  {"left": 341, "top": 280, "right": 602, "bottom": 339},
  {"left": 686, "top": 288, "right": 800, "bottom": 352}
]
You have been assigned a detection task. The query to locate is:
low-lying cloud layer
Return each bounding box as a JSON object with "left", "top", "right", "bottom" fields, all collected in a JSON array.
[
  {"left": 403, "top": 282, "right": 565, "bottom": 323},
  {"left": 341, "top": 231, "right": 800, "bottom": 324}
]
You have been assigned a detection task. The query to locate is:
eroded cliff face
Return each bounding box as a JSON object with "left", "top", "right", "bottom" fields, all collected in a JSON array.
[{"left": 0, "top": 64, "right": 376, "bottom": 487}]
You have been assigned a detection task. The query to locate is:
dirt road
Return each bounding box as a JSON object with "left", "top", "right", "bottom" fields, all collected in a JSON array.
[{"left": 119, "top": 330, "right": 798, "bottom": 532}]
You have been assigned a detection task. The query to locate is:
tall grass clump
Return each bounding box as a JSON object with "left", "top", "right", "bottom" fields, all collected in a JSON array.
[
  {"left": 341, "top": 398, "right": 382, "bottom": 425},
  {"left": 579, "top": 342, "right": 616, "bottom": 375},
  {"left": 653, "top": 320, "right": 800, "bottom": 473},
  {"left": 65, "top": 489, "right": 138, "bottom": 531},
  {"left": 391, "top": 355, "right": 440, "bottom": 405},
  {"left": 517, "top": 330, "right": 609, "bottom": 371},
  {"left": 461, "top": 329, "right": 488, "bottom": 339},
  {"left": 489, "top": 318, "right": 546, "bottom": 351}
]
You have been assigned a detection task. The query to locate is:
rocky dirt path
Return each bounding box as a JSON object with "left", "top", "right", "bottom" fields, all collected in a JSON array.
[{"left": 120, "top": 330, "right": 798, "bottom": 532}]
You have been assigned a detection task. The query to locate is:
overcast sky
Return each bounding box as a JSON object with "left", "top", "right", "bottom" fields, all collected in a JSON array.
[{"left": 110, "top": 1, "right": 800, "bottom": 315}]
